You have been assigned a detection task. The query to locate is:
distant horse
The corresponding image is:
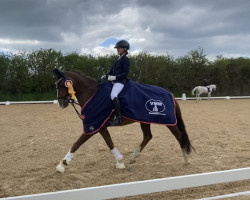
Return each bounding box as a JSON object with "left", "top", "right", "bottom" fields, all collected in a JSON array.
[
  {"left": 53, "top": 69, "right": 194, "bottom": 173},
  {"left": 192, "top": 84, "right": 216, "bottom": 100}
]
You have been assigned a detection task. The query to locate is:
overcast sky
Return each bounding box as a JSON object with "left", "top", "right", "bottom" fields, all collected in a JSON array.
[{"left": 0, "top": 0, "right": 249, "bottom": 59}]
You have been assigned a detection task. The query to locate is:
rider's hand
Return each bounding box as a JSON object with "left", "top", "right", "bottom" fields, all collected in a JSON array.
[{"left": 107, "top": 75, "right": 116, "bottom": 81}]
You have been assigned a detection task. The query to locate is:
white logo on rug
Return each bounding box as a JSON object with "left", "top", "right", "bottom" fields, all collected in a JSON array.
[
  {"left": 89, "top": 126, "right": 95, "bottom": 131},
  {"left": 145, "top": 99, "right": 166, "bottom": 115}
]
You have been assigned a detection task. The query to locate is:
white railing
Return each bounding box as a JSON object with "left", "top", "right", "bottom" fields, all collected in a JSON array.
[
  {"left": 1, "top": 96, "right": 250, "bottom": 105},
  {"left": 176, "top": 95, "right": 250, "bottom": 100},
  {"left": 2, "top": 167, "right": 250, "bottom": 200},
  {"left": 0, "top": 100, "right": 58, "bottom": 105}
]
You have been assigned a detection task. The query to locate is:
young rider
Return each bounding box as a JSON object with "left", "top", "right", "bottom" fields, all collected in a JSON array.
[
  {"left": 103, "top": 40, "right": 130, "bottom": 126},
  {"left": 204, "top": 79, "right": 210, "bottom": 92}
]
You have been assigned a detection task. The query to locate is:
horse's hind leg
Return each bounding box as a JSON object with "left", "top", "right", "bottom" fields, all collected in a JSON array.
[
  {"left": 130, "top": 123, "right": 152, "bottom": 164},
  {"left": 167, "top": 125, "right": 191, "bottom": 163},
  {"left": 99, "top": 127, "right": 125, "bottom": 169},
  {"left": 56, "top": 133, "right": 94, "bottom": 173},
  {"left": 197, "top": 92, "right": 201, "bottom": 100}
]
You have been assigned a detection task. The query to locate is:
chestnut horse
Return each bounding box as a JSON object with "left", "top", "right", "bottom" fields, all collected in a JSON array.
[{"left": 54, "top": 69, "right": 194, "bottom": 173}]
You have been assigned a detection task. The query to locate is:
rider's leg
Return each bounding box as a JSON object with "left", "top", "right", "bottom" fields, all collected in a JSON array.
[
  {"left": 108, "top": 83, "right": 124, "bottom": 126},
  {"left": 110, "top": 83, "right": 124, "bottom": 100}
]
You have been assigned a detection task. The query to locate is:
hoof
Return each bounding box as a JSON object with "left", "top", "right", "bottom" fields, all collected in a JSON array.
[
  {"left": 56, "top": 161, "right": 67, "bottom": 173},
  {"left": 116, "top": 160, "right": 126, "bottom": 169}
]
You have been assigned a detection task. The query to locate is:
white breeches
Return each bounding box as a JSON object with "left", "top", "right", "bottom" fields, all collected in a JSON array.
[{"left": 110, "top": 82, "right": 124, "bottom": 100}]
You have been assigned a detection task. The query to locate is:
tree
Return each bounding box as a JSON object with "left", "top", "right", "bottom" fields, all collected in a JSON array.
[
  {"left": 28, "top": 49, "right": 63, "bottom": 93},
  {"left": 0, "top": 54, "right": 10, "bottom": 94}
]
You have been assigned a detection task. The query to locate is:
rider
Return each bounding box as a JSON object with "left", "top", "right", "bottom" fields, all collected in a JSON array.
[
  {"left": 204, "top": 79, "right": 210, "bottom": 92},
  {"left": 103, "top": 40, "right": 130, "bottom": 126}
]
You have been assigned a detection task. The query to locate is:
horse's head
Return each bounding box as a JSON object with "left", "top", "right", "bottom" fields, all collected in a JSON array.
[
  {"left": 210, "top": 84, "right": 216, "bottom": 91},
  {"left": 53, "top": 68, "right": 76, "bottom": 109}
]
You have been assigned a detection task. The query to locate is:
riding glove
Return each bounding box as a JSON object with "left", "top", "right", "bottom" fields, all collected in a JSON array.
[{"left": 108, "top": 75, "right": 116, "bottom": 81}]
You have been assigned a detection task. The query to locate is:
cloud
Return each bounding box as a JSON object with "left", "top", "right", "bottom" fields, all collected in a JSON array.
[{"left": 0, "top": 0, "right": 250, "bottom": 59}]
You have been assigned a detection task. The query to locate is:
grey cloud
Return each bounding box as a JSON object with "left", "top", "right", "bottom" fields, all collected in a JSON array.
[{"left": 0, "top": 0, "right": 250, "bottom": 59}]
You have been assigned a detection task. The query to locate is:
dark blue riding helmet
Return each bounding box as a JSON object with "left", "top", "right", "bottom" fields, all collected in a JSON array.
[{"left": 114, "top": 40, "right": 130, "bottom": 50}]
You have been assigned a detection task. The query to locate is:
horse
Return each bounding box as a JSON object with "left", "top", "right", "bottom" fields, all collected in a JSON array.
[
  {"left": 53, "top": 69, "right": 194, "bottom": 173},
  {"left": 192, "top": 84, "right": 216, "bottom": 100}
]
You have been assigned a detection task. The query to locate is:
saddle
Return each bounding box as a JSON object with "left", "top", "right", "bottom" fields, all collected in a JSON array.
[{"left": 81, "top": 80, "right": 177, "bottom": 134}]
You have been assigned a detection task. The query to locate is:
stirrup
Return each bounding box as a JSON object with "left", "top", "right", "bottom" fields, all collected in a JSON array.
[{"left": 108, "top": 117, "right": 122, "bottom": 126}]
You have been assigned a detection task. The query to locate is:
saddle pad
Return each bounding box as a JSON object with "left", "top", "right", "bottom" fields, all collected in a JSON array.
[{"left": 81, "top": 80, "right": 176, "bottom": 134}]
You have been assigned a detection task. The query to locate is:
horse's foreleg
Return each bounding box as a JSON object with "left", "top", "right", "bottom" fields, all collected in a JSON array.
[
  {"left": 130, "top": 123, "right": 152, "bottom": 164},
  {"left": 56, "top": 133, "right": 94, "bottom": 173},
  {"left": 208, "top": 92, "right": 211, "bottom": 100},
  {"left": 99, "top": 127, "right": 125, "bottom": 169}
]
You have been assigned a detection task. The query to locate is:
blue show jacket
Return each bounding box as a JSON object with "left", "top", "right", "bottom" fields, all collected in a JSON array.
[{"left": 107, "top": 54, "right": 130, "bottom": 84}]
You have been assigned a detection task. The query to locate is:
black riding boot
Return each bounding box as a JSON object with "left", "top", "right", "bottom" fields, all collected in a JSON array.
[{"left": 108, "top": 97, "right": 122, "bottom": 126}]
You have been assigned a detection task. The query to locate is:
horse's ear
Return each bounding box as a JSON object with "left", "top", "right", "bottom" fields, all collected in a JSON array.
[{"left": 53, "top": 68, "right": 65, "bottom": 80}]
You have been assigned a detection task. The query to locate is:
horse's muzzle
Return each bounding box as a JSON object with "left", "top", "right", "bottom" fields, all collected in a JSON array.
[
  {"left": 57, "top": 100, "right": 68, "bottom": 109},
  {"left": 57, "top": 96, "right": 70, "bottom": 108}
]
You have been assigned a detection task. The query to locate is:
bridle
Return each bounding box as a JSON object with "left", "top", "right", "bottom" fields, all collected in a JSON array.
[
  {"left": 56, "top": 78, "right": 82, "bottom": 119},
  {"left": 55, "top": 75, "right": 107, "bottom": 120}
]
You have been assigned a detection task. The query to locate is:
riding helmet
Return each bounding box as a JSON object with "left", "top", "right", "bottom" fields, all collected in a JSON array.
[{"left": 114, "top": 40, "right": 130, "bottom": 49}]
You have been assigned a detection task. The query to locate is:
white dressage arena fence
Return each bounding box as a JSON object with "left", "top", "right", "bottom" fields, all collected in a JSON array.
[
  {"left": 0, "top": 100, "right": 58, "bottom": 105},
  {"left": 177, "top": 95, "right": 250, "bottom": 100},
  {"left": 0, "top": 96, "right": 250, "bottom": 105},
  {"left": 1, "top": 167, "right": 250, "bottom": 200}
]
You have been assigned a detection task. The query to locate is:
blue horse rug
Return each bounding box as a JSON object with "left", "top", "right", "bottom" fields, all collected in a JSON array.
[{"left": 81, "top": 80, "right": 176, "bottom": 134}]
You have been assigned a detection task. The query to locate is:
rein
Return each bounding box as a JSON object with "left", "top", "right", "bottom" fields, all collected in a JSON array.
[
  {"left": 70, "top": 100, "right": 82, "bottom": 120},
  {"left": 70, "top": 80, "right": 107, "bottom": 120},
  {"left": 69, "top": 80, "right": 106, "bottom": 120},
  {"left": 56, "top": 94, "right": 83, "bottom": 120},
  {"left": 56, "top": 76, "right": 108, "bottom": 121}
]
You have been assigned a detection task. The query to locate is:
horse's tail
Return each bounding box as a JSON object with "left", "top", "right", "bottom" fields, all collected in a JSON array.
[
  {"left": 191, "top": 87, "right": 197, "bottom": 95},
  {"left": 175, "top": 99, "right": 194, "bottom": 154}
]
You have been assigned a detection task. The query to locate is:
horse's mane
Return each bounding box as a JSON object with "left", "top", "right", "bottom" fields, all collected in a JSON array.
[
  {"left": 209, "top": 84, "right": 216, "bottom": 89},
  {"left": 64, "top": 69, "right": 97, "bottom": 83}
]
